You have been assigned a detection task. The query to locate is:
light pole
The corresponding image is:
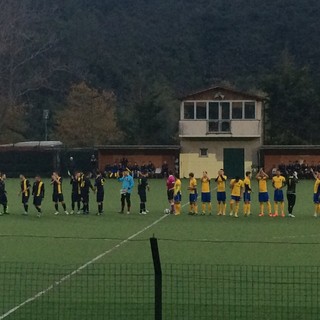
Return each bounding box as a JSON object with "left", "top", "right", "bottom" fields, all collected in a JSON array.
[{"left": 43, "top": 109, "right": 49, "bottom": 141}]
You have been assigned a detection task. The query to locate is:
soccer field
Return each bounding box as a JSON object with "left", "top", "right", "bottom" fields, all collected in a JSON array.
[{"left": 0, "top": 177, "right": 319, "bottom": 319}]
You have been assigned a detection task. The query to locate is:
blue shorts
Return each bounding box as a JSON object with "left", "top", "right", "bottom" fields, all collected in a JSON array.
[
  {"left": 243, "top": 192, "right": 251, "bottom": 202},
  {"left": 274, "top": 189, "right": 284, "bottom": 202},
  {"left": 313, "top": 193, "right": 320, "bottom": 204},
  {"left": 231, "top": 195, "right": 240, "bottom": 202},
  {"left": 259, "top": 192, "right": 269, "bottom": 203},
  {"left": 201, "top": 192, "right": 211, "bottom": 203},
  {"left": 217, "top": 192, "right": 226, "bottom": 202},
  {"left": 174, "top": 192, "right": 181, "bottom": 203},
  {"left": 189, "top": 193, "right": 198, "bottom": 203}
]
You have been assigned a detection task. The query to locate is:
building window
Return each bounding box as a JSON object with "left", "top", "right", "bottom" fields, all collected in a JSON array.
[
  {"left": 196, "top": 102, "right": 207, "bottom": 119},
  {"left": 244, "top": 102, "right": 255, "bottom": 119},
  {"left": 232, "top": 102, "right": 243, "bottom": 119},
  {"left": 221, "top": 102, "right": 230, "bottom": 119},
  {"left": 200, "top": 148, "right": 208, "bottom": 157},
  {"left": 208, "top": 102, "right": 219, "bottom": 119},
  {"left": 208, "top": 120, "right": 231, "bottom": 133},
  {"left": 183, "top": 102, "right": 195, "bottom": 119}
]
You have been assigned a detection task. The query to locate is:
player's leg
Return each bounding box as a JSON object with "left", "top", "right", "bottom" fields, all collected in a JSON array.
[
  {"left": 119, "top": 194, "right": 125, "bottom": 213},
  {"left": 229, "top": 198, "right": 235, "bottom": 216},
  {"left": 126, "top": 193, "right": 131, "bottom": 214},
  {"left": 174, "top": 193, "right": 181, "bottom": 215},
  {"left": 234, "top": 200, "right": 240, "bottom": 217}
]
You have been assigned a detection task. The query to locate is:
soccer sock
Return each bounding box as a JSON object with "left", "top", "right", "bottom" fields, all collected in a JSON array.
[
  {"left": 36, "top": 207, "right": 41, "bottom": 213},
  {"left": 194, "top": 203, "right": 198, "bottom": 214},
  {"left": 259, "top": 203, "right": 264, "bottom": 214},
  {"left": 208, "top": 202, "right": 212, "bottom": 213},
  {"left": 267, "top": 201, "right": 272, "bottom": 214},
  {"left": 140, "top": 202, "right": 143, "bottom": 213},
  {"left": 243, "top": 203, "right": 248, "bottom": 215},
  {"left": 314, "top": 204, "right": 318, "bottom": 214},
  {"left": 247, "top": 203, "right": 251, "bottom": 214},
  {"left": 24, "top": 204, "right": 28, "bottom": 213},
  {"left": 274, "top": 203, "right": 278, "bottom": 214},
  {"left": 62, "top": 203, "right": 66, "bottom": 211},
  {"left": 230, "top": 200, "right": 234, "bottom": 213},
  {"left": 142, "top": 203, "right": 145, "bottom": 211},
  {"left": 189, "top": 204, "right": 193, "bottom": 212},
  {"left": 3, "top": 205, "right": 6, "bottom": 214},
  {"left": 175, "top": 203, "right": 181, "bottom": 214},
  {"left": 223, "top": 203, "right": 227, "bottom": 214},
  {"left": 77, "top": 202, "right": 81, "bottom": 211},
  {"left": 98, "top": 204, "right": 102, "bottom": 213},
  {"left": 217, "top": 203, "right": 221, "bottom": 213},
  {"left": 235, "top": 202, "right": 239, "bottom": 215},
  {"left": 72, "top": 202, "right": 75, "bottom": 211},
  {"left": 55, "top": 203, "right": 58, "bottom": 211},
  {"left": 202, "top": 203, "right": 206, "bottom": 213},
  {"left": 280, "top": 202, "right": 284, "bottom": 214}
]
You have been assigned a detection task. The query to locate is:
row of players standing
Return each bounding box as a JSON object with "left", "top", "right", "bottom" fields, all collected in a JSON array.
[
  {"left": 0, "top": 169, "right": 150, "bottom": 217},
  {"left": 165, "top": 168, "right": 299, "bottom": 218}
]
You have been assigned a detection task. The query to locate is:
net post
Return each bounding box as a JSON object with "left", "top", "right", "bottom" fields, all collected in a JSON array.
[{"left": 150, "top": 236, "right": 162, "bottom": 320}]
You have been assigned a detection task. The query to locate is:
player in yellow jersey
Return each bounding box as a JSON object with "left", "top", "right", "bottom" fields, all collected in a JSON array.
[
  {"left": 311, "top": 168, "right": 320, "bottom": 217},
  {"left": 243, "top": 171, "right": 252, "bottom": 216},
  {"left": 272, "top": 169, "right": 286, "bottom": 217},
  {"left": 188, "top": 172, "right": 198, "bottom": 215},
  {"left": 173, "top": 172, "right": 182, "bottom": 215},
  {"left": 215, "top": 169, "right": 227, "bottom": 216},
  {"left": 201, "top": 171, "right": 211, "bottom": 215},
  {"left": 229, "top": 177, "right": 244, "bottom": 218},
  {"left": 256, "top": 168, "right": 272, "bottom": 217}
]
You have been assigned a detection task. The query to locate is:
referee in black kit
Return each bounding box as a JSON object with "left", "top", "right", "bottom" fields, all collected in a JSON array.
[{"left": 287, "top": 171, "right": 298, "bottom": 218}]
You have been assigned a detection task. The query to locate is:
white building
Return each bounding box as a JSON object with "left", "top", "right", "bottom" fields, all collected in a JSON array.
[{"left": 179, "top": 86, "right": 264, "bottom": 178}]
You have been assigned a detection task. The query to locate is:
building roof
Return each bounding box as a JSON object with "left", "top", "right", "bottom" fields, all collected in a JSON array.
[
  {"left": 180, "top": 85, "right": 265, "bottom": 101},
  {"left": 96, "top": 145, "right": 180, "bottom": 150},
  {"left": 0, "top": 141, "right": 63, "bottom": 149}
]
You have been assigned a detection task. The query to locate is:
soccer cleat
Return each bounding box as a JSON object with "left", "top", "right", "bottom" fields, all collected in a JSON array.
[
  {"left": 77, "top": 210, "right": 81, "bottom": 214},
  {"left": 273, "top": 213, "right": 278, "bottom": 217},
  {"left": 268, "top": 213, "right": 273, "bottom": 217},
  {"left": 141, "top": 211, "right": 147, "bottom": 215},
  {"left": 314, "top": 213, "right": 318, "bottom": 218},
  {"left": 281, "top": 213, "right": 285, "bottom": 218},
  {"left": 146, "top": 209, "right": 149, "bottom": 213},
  {"left": 234, "top": 214, "right": 239, "bottom": 218},
  {"left": 288, "top": 214, "right": 295, "bottom": 218},
  {"left": 65, "top": 211, "right": 69, "bottom": 215},
  {"left": 54, "top": 211, "right": 59, "bottom": 215},
  {"left": 70, "top": 210, "right": 74, "bottom": 215},
  {"left": 217, "top": 212, "right": 222, "bottom": 216},
  {"left": 22, "top": 212, "right": 28, "bottom": 215},
  {"left": 229, "top": 212, "right": 233, "bottom": 216},
  {"left": 174, "top": 212, "right": 180, "bottom": 216},
  {"left": 259, "top": 213, "right": 264, "bottom": 217},
  {"left": 118, "top": 211, "right": 124, "bottom": 214},
  {"left": 127, "top": 211, "right": 130, "bottom": 215}
]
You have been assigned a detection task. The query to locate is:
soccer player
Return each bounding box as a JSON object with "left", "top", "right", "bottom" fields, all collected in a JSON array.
[
  {"left": 173, "top": 172, "right": 182, "bottom": 215},
  {"left": 311, "top": 168, "right": 320, "bottom": 217},
  {"left": 0, "top": 173, "right": 8, "bottom": 215},
  {"left": 188, "top": 172, "right": 198, "bottom": 215},
  {"left": 118, "top": 170, "right": 134, "bottom": 214},
  {"left": 256, "top": 168, "right": 272, "bottom": 217},
  {"left": 272, "top": 169, "right": 286, "bottom": 217},
  {"left": 32, "top": 175, "right": 45, "bottom": 217},
  {"left": 287, "top": 171, "right": 298, "bottom": 218},
  {"left": 201, "top": 171, "right": 211, "bottom": 215},
  {"left": 166, "top": 170, "right": 175, "bottom": 214},
  {"left": 51, "top": 172, "right": 69, "bottom": 215},
  {"left": 80, "top": 172, "right": 95, "bottom": 215},
  {"left": 243, "top": 171, "right": 252, "bottom": 216},
  {"left": 95, "top": 170, "right": 105, "bottom": 215},
  {"left": 215, "top": 169, "right": 227, "bottom": 216},
  {"left": 19, "top": 174, "right": 31, "bottom": 215},
  {"left": 229, "top": 177, "right": 244, "bottom": 218},
  {"left": 138, "top": 170, "right": 149, "bottom": 215},
  {"left": 70, "top": 172, "right": 81, "bottom": 214}
]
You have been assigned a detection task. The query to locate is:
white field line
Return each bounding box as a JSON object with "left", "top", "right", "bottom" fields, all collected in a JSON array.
[{"left": 0, "top": 208, "right": 181, "bottom": 320}]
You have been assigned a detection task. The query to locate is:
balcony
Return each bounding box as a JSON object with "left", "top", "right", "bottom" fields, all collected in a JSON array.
[{"left": 179, "top": 120, "right": 261, "bottom": 138}]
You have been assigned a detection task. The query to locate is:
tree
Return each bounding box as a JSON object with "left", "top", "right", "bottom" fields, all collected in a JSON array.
[
  {"left": 54, "top": 82, "right": 122, "bottom": 146},
  {"left": 121, "top": 79, "right": 179, "bottom": 145},
  {"left": 262, "top": 52, "right": 320, "bottom": 144}
]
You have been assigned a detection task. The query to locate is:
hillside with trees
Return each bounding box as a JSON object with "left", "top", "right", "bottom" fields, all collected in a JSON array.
[{"left": 0, "top": 0, "right": 320, "bottom": 145}]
